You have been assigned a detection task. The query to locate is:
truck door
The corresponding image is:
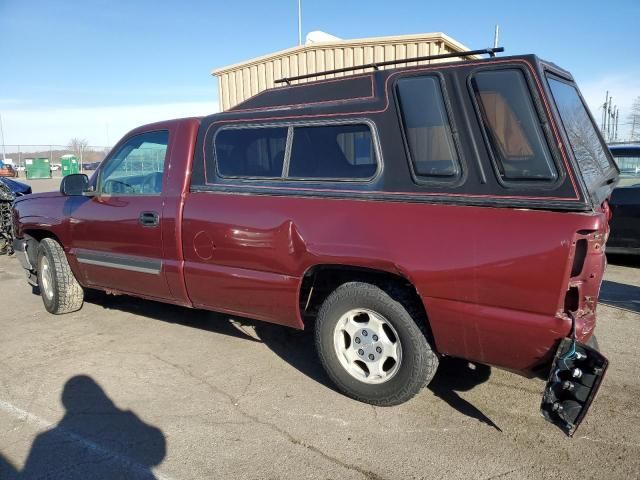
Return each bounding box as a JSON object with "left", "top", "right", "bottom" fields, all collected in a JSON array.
[{"left": 68, "top": 129, "right": 172, "bottom": 300}]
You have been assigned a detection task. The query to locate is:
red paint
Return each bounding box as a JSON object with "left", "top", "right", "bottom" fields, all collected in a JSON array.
[{"left": 180, "top": 191, "right": 607, "bottom": 372}]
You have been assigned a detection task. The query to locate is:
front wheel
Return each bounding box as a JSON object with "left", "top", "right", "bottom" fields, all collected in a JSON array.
[
  {"left": 315, "top": 282, "right": 438, "bottom": 406},
  {"left": 37, "top": 238, "right": 84, "bottom": 314}
]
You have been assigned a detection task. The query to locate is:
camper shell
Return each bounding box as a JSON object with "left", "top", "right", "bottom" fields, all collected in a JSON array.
[{"left": 192, "top": 53, "right": 618, "bottom": 213}]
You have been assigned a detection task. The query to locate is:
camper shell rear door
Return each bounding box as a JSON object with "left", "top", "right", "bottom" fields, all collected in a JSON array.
[{"left": 540, "top": 61, "right": 619, "bottom": 208}]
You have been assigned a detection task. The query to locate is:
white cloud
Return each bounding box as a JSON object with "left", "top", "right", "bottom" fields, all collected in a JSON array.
[
  {"left": 578, "top": 74, "right": 640, "bottom": 140},
  {"left": 0, "top": 101, "right": 219, "bottom": 149}
]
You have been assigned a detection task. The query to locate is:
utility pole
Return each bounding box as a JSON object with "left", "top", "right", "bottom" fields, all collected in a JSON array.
[
  {"left": 298, "top": 0, "right": 302, "bottom": 46},
  {"left": 607, "top": 96, "right": 613, "bottom": 142},
  {"left": 604, "top": 96, "right": 609, "bottom": 141},
  {"left": 602, "top": 91, "right": 609, "bottom": 132},
  {"left": 0, "top": 112, "right": 7, "bottom": 163}
]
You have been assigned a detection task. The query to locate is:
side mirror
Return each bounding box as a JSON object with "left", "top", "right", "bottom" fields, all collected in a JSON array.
[{"left": 60, "top": 174, "right": 90, "bottom": 196}]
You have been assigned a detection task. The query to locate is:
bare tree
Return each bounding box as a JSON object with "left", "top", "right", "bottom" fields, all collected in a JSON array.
[
  {"left": 629, "top": 97, "right": 640, "bottom": 141},
  {"left": 68, "top": 137, "right": 89, "bottom": 159}
]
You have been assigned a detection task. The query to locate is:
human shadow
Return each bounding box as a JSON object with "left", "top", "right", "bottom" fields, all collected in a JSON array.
[
  {"left": 86, "top": 292, "right": 497, "bottom": 428},
  {"left": 0, "top": 375, "right": 166, "bottom": 479},
  {"left": 428, "top": 357, "right": 501, "bottom": 431},
  {"left": 599, "top": 280, "right": 640, "bottom": 314},
  {"left": 0, "top": 452, "right": 18, "bottom": 479}
]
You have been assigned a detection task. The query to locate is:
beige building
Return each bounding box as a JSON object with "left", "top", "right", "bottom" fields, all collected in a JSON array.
[{"left": 212, "top": 32, "right": 477, "bottom": 111}]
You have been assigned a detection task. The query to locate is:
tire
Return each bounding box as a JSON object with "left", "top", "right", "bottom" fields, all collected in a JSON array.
[
  {"left": 315, "top": 282, "right": 438, "bottom": 406},
  {"left": 37, "top": 238, "right": 84, "bottom": 314}
]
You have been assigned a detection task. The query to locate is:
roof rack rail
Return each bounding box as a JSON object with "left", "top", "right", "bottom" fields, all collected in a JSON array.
[{"left": 275, "top": 47, "right": 504, "bottom": 85}]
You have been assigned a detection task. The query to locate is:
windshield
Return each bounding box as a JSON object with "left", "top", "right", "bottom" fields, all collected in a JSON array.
[
  {"left": 547, "top": 76, "right": 616, "bottom": 192},
  {"left": 609, "top": 148, "right": 640, "bottom": 186}
]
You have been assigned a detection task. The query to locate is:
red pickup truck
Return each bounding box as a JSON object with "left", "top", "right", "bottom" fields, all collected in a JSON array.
[{"left": 12, "top": 51, "right": 615, "bottom": 435}]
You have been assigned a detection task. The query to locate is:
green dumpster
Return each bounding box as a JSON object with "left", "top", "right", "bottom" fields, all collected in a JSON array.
[
  {"left": 60, "top": 154, "right": 80, "bottom": 176},
  {"left": 25, "top": 158, "right": 52, "bottom": 179}
]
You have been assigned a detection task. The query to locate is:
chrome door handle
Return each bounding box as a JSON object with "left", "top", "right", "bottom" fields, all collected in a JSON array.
[{"left": 139, "top": 211, "right": 159, "bottom": 227}]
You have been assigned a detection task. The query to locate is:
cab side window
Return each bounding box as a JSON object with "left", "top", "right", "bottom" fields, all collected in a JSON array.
[
  {"left": 100, "top": 130, "right": 168, "bottom": 195},
  {"left": 471, "top": 69, "right": 557, "bottom": 182}
]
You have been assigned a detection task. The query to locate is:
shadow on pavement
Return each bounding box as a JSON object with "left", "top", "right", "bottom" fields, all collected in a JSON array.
[
  {"left": 0, "top": 375, "right": 166, "bottom": 479},
  {"left": 0, "top": 454, "right": 17, "bottom": 479},
  {"left": 599, "top": 280, "right": 640, "bottom": 314},
  {"left": 88, "top": 291, "right": 334, "bottom": 388},
  {"left": 87, "top": 292, "right": 498, "bottom": 428},
  {"left": 428, "top": 357, "right": 501, "bottom": 431}
]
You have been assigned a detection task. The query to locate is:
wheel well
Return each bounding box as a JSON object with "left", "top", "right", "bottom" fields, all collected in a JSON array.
[
  {"left": 299, "top": 265, "right": 434, "bottom": 344},
  {"left": 23, "top": 229, "right": 60, "bottom": 244},
  {"left": 22, "top": 229, "right": 61, "bottom": 268}
]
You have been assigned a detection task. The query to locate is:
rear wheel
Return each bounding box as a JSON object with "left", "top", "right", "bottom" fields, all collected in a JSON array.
[
  {"left": 315, "top": 282, "right": 438, "bottom": 406},
  {"left": 37, "top": 238, "right": 84, "bottom": 314}
]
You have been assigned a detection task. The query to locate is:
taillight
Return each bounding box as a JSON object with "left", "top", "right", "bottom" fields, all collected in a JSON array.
[
  {"left": 562, "top": 227, "right": 607, "bottom": 321},
  {"left": 570, "top": 239, "right": 587, "bottom": 277},
  {"left": 601, "top": 199, "right": 612, "bottom": 222}
]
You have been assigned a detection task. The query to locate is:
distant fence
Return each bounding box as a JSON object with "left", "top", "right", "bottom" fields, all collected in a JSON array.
[{"left": 1, "top": 145, "right": 112, "bottom": 171}]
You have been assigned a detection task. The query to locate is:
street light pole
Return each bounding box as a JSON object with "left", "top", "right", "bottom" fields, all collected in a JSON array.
[
  {"left": 298, "top": 0, "right": 302, "bottom": 46},
  {"left": 0, "top": 112, "right": 7, "bottom": 164}
]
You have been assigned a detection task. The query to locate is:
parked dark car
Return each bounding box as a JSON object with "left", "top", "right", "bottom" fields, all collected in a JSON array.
[
  {"left": 607, "top": 145, "right": 640, "bottom": 255},
  {"left": 1, "top": 177, "right": 31, "bottom": 255},
  {"left": 0, "top": 164, "right": 17, "bottom": 178},
  {"left": 11, "top": 50, "right": 616, "bottom": 435},
  {"left": 0, "top": 177, "right": 32, "bottom": 196},
  {"left": 609, "top": 144, "right": 640, "bottom": 178},
  {"left": 609, "top": 185, "right": 640, "bottom": 255},
  {"left": 81, "top": 162, "right": 102, "bottom": 170}
]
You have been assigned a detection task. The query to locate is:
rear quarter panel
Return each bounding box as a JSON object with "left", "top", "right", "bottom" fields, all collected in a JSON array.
[{"left": 182, "top": 191, "right": 606, "bottom": 372}]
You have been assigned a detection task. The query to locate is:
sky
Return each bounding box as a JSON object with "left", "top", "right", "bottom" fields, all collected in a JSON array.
[{"left": 1, "top": 0, "right": 639, "bottom": 150}]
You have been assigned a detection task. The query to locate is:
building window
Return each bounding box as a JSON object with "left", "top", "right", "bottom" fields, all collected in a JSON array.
[
  {"left": 396, "top": 76, "right": 459, "bottom": 179},
  {"left": 215, "top": 127, "right": 288, "bottom": 178},
  {"left": 472, "top": 69, "right": 557, "bottom": 182},
  {"left": 287, "top": 124, "right": 377, "bottom": 179}
]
